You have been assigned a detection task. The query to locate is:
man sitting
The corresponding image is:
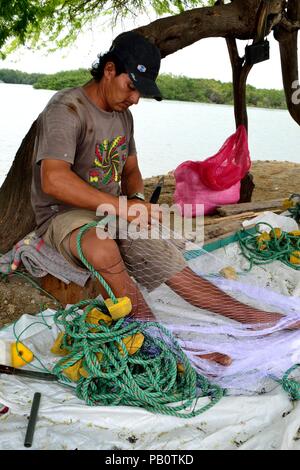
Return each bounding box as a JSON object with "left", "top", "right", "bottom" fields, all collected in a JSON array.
[{"left": 31, "top": 32, "right": 283, "bottom": 365}]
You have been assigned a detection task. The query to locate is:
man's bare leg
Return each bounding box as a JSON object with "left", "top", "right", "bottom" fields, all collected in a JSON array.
[
  {"left": 165, "top": 265, "right": 286, "bottom": 366},
  {"left": 166, "top": 266, "right": 283, "bottom": 325},
  {"left": 69, "top": 227, "right": 154, "bottom": 320},
  {"left": 69, "top": 229, "right": 231, "bottom": 366}
]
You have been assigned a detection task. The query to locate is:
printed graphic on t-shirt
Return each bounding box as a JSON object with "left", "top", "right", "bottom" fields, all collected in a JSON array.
[{"left": 89, "top": 136, "right": 127, "bottom": 186}]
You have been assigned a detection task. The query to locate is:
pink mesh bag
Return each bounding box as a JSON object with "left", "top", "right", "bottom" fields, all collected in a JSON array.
[{"left": 174, "top": 125, "right": 251, "bottom": 216}]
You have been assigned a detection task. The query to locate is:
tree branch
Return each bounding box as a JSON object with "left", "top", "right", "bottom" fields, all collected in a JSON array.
[
  {"left": 274, "top": 0, "right": 300, "bottom": 125},
  {"left": 279, "top": 16, "right": 300, "bottom": 31},
  {"left": 135, "top": 0, "right": 263, "bottom": 58},
  {"left": 132, "top": 0, "right": 287, "bottom": 58}
]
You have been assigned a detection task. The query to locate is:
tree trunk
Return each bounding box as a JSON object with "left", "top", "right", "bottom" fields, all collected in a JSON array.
[
  {"left": 226, "top": 37, "right": 252, "bottom": 130},
  {"left": 225, "top": 37, "right": 254, "bottom": 202},
  {"left": 274, "top": 0, "right": 300, "bottom": 125},
  {"left": 0, "top": 121, "right": 37, "bottom": 253},
  {"left": 0, "top": 0, "right": 294, "bottom": 252},
  {"left": 224, "top": 0, "right": 271, "bottom": 203}
]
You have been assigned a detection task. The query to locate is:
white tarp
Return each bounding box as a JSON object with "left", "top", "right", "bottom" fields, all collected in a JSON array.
[
  {"left": 1, "top": 296, "right": 299, "bottom": 450},
  {"left": 0, "top": 212, "right": 300, "bottom": 450},
  {"left": 0, "top": 370, "right": 299, "bottom": 450}
]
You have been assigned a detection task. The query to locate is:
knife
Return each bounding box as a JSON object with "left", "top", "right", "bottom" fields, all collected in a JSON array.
[
  {"left": 150, "top": 176, "right": 164, "bottom": 204},
  {"left": 0, "top": 364, "right": 58, "bottom": 382}
]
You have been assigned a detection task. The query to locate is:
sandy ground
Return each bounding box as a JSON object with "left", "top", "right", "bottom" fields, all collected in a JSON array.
[{"left": 0, "top": 160, "right": 299, "bottom": 328}]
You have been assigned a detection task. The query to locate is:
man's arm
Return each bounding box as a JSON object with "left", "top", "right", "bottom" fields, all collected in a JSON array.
[
  {"left": 41, "top": 159, "right": 155, "bottom": 223},
  {"left": 121, "top": 155, "right": 144, "bottom": 197},
  {"left": 41, "top": 159, "right": 121, "bottom": 214}
]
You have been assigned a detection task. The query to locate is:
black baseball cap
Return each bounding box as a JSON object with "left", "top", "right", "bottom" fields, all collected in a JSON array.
[{"left": 109, "top": 31, "right": 162, "bottom": 101}]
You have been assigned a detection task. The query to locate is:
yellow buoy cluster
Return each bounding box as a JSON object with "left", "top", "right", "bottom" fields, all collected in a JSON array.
[
  {"left": 50, "top": 296, "right": 145, "bottom": 382},
  {"left": 256, "top": 227, "right": 300, "bottom": 266}
]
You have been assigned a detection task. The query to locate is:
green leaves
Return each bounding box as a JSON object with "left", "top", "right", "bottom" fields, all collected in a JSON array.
[
  {"left": 156, "top": 73, "right": 286, "bottom": 108},
  {"left": 0, "top": 67, "right": 286, "bottom": 110},
  {"left": 0, "top": 0, "right": 209, "bottom": 56},
  {"left": 0, "top": 0, "right": 40, "bottom": 56},
  {"left": 33, "top": 68, "right": 91, "bottom": 89}
]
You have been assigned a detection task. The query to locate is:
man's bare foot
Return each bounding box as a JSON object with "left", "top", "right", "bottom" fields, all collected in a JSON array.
[
  {"left": 286, "top": 320, "right": 300, "bottom": 330},
  {"left": 198, "top": 352, "right": 232, "bottom": 366},
  {"left": 245, "top": 315, "right": 300, "bottom": 331}
]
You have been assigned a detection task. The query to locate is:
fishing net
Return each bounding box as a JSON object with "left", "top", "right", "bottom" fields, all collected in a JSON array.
[
  {"left": 84, "top": 216, "right": 300, "bottom": 399},
  {"left": 9, "top": 215, "right": 300, "bottom": 413}
]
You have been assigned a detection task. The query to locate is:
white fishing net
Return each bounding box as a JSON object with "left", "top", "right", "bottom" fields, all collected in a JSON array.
[{"left": 94, "top": 217, "right": 300, "bottom": 397}]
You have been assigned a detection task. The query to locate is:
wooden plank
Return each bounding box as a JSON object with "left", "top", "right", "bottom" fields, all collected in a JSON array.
[
  {"left": 205, "top": 208, "right": 283, "bottom": 226},
  {"left": 204, "top": 211, "right": 258, "bottom": 226},
  {"left": 216, "top": 199, "right": 285, "bottom": 216},
  {"left": 41, "top": 275, "right": 101, "bottom": 307},
  {"left": 204, "top": 220, "right": 244, "bottom": 241}
]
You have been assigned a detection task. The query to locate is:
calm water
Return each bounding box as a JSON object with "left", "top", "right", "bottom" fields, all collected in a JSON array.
[{"left": 0, "top": 83, "right": 299, "bottom": 185}]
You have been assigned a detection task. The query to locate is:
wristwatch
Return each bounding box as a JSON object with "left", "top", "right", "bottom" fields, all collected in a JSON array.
[{"left": 128, "top": 192, "right": 145, "bottom": 201}]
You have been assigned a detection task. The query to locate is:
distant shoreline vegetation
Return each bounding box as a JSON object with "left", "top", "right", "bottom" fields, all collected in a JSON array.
[{"left": 0, "top": 68, "right": 287, "bottom": 109}]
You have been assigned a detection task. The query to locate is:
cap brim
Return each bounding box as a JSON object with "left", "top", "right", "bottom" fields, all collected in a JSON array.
[{"left": 129, "top": 72, "right": 162, "bottom": 101}]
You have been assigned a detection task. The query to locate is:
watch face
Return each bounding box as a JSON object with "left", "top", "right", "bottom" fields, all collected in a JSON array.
[{"left": 129, "top": 193, "right": 145, "bottom": 201}]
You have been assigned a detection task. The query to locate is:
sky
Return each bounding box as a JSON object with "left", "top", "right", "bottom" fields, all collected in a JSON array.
[{"left": 1, "top": 11, "right": 298, "bottom": 90}]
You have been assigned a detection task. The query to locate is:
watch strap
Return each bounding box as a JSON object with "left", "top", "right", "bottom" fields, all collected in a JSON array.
[{"left": 128, "top": 192, "right": 145, "bottom": 201}]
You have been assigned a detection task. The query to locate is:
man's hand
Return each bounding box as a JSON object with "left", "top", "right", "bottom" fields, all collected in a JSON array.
[
  {"left": 125, "top": 199, "right": 162, "bottom": 228},
  {"left": 41, "top": 160, "right": 163, "bottom": 229}
]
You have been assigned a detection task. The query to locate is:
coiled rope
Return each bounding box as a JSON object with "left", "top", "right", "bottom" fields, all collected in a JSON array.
[
  {"left": 52, "top": 301, "right": 224, "bottom": 418},
  {"left": 237, "top": 223, "right": 300, "bottom": 271},
  {"left": 51, "top": 221, "right": 225, "bottom": 417},
  {"left": 9, "top": 221, "right": 300, "bottom": 411}
]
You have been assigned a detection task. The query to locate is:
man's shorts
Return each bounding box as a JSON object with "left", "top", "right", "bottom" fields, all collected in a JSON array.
[{"left": 43, "top": 209, "right": 187, "bottom": 291}]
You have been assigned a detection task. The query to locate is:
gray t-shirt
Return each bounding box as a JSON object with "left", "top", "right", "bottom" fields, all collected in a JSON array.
[{"left": 31, "top": 86, "right": 137, "bottom": 236}]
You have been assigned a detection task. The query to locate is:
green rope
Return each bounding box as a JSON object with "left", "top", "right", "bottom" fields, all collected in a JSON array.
[
  {"left": 76, "top": 221, "right": 118, "bottom": 303},
  {"left": 52, "top": 220, "right": 300, "bottom": 409},
  {"left": 45, "top": 220, "right": 225, "bottom": 416},
  {"left": 237, "top": 223, "right": 300, "bottom": 272},
  {"left": 237, "top": 222, "right": 300, "bottom": 399},
  {"left": 52, "top": 301, "right": 224, "bottom": 418},
  {"left": 12, "top": 313, "right": 55, "bottom": 374},
  {"left": 0, "top": 269, "right": 62, "bottom": 307},
  {"left": 275, "top": 364, "right": 300, "bottom": 401},
  {"left": 6, "top": 219, "right": 300, "bottom": 412},
  {"left": 13, "top": 271, "right": 62, "bottom": 307}
]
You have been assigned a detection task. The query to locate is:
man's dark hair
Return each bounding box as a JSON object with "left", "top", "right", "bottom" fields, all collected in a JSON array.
[{"left": 90, "top": 51, "right": 126, "bottom": 81}]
